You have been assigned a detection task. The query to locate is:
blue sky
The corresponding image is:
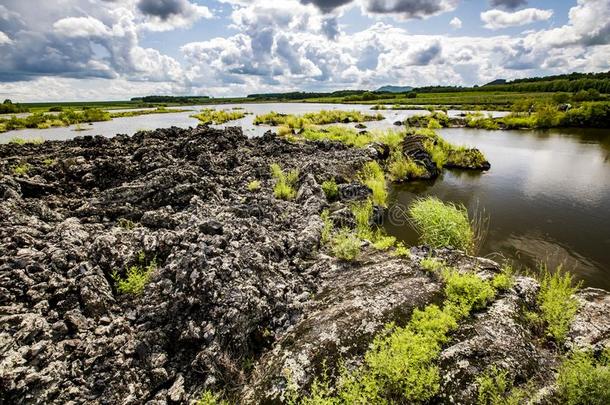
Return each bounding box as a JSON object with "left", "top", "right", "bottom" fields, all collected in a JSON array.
[{"left": 0, "top": 0, "right": 608, "bottom": 101}]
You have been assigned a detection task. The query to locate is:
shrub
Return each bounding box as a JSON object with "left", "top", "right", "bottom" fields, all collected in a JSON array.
[
  {"left": 358, "top": 161, "right": 388, "bottom": 207},
  {"left": 247, "top": 180, "right": 261, "bottom": 192},
  {"left": 321, "top": 179, "right": 339, "bottom": 200},
  {"left": 270, "top": 163, "right": 299, "bottom": 200},
  {"left": 556, "top": 349, "right": 610, "bottom": 405},
  {"left": 408, "top": 197, "right": 475, "bottom": 253},
  {"left": 537, "top": 266, "right": 580, "bottom": 341},
  {"left": 112, "top": 254, "right": 157, "bottom": 295},
  {"left": 371, "top": 231, "right": 396, "bottom": 251},
  {"left": 331, "top": 228, "right": 361, "bottom": 261},
  {"left": 117, "top": 218, "right": 137, "bottom": 230}
]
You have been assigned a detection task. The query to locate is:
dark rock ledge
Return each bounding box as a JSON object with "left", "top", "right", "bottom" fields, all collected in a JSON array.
[{"left": 0, "top": 127, "right": 608, "bottom": 404}]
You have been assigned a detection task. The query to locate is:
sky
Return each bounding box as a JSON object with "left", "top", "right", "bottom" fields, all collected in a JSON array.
[{"left": 0, "top": 0, "right": 609, "bottom": 101}]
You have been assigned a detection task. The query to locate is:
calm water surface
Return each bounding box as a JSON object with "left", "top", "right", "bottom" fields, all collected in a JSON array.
[
  {"left": 0, "top": 103, "right": 507, "bottom": 143},
  {"left": 384, "top": 128, "right": 610, "bottom": 289}
]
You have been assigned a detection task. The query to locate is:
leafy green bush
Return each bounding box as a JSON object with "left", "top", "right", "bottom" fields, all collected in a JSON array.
[
  {"left": 492, "top": 265, "right": 514, "bottom": 291},
  {"left": 443, "top": 269, "right": 496, "bottom": 317},
  {"left": 556, "top": 349, "right": 610, "bottom": 405},
  {"left": 321, "top": 179, "right": 339, "bottom": 200},
  {"left": 331, "top": 228, "right": 361, "bottom": 261},
  {"left": 537, "top": 266, "right": 580, "bottom": 341},
  {"left": 270, "top": 163, "right": 299, "bottom": 200},
  {"left": 408, "top": 197, "right": 475, "bottom": 253},
  {"left": 112, "top": 254, "right": 157, "bottom": 295}
]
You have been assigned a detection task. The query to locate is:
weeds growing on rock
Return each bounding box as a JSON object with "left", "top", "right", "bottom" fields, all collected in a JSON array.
[
  {"left": 117, "top": 218, "right": 137, "bottom": 230},
  {"left": 408, "top": 197, "right": 475, "bottom": 254},
  {"left": 556, "top": 349, "right": 610, "bottom": 405},
  {"left": 270, "top": 163, "right": 299, "bottom": 200},
  {"left": 320, "top": 209, "right": 333, "bottom": 244},
  {"left": 112, "top": 253, "right": 157, "bottom": 295},
  {"left": 331, "top": 228, "right": 361, "bottom": 261},
  {"left": 357, "top": 161, "right": 388, "bottom": 207},
  {"left": 9, "top": 137, "right": 44, "bottom": 145},
  {"left": 247, "top": 180, "right": 261, "bottom": 192},
  {"left": 254, "top": 110, "right": 383, "bottom": 128},
  {"left": 321, "top": 179, "right": 339, "bottom": 200},
  {"left": 296, "top": 268, "right": 498, "bottom": 403},
  {"left": 420, "top": 257, "right": 446, "bottom": 272},
  {"left": 197, "top": 390, "right": 229, "bottom": 405},
  {"left": 537, "top": 265, "right": 580, "bottom": 342},
  {"left": 12, "top": 162, "right": 31, "bottom": 176}
]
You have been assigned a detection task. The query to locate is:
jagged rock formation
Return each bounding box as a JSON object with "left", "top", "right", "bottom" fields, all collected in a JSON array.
[{"left": 0, "top": 126, "right": 608, "bottom": 404}]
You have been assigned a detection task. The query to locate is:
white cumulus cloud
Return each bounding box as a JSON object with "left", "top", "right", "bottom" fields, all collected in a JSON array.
[
  {"left": 450, "top": 16, "right": 462, "bottom": 29},
  {"left": 481, "top": 8, "right": 553, "bottom": 30}
]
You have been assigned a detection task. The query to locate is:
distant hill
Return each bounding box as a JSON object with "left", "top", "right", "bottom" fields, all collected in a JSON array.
[
  {"left": 376, "top": 85, "right": 413, "bottom": 93},
  {"left": 483, "top": 79, "right": 506, "bottom": 86}
]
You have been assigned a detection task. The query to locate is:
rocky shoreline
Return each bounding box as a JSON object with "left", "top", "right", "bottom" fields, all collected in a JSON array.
[{"left": 1, "top": 126, "right": 608, "bottom": 404}]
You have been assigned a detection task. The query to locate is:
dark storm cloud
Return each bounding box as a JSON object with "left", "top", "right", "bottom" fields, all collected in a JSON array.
[
  {"left": 489, "top": 0, "right": 527, "bottom": 10},
  {"left": 300, "top": 0, "right": 353, "bottom": 12},
  {"left": 409, "top": 42, "right": 442, "bottom": 65},
  {"left": 137, "top": 0, "right": 186, "bottom": 20},
  {"left": 302, "top": 0, "right": 456, "bottom": 18},
  {"left": 366, "top": 0, "right": 452, "bottom": 18}
]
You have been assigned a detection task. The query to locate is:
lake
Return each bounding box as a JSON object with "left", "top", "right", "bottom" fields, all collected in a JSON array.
[
  {"left": 0, "top": 103, "right": 508, "bottom": 143},
  {"left": 383, "top": 127, "right": 610, "bottom": 289},
  {"left": 1, "top": 103, "right": 608, "bottom": 288}
]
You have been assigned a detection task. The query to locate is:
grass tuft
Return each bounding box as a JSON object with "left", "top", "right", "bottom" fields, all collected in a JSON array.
[
  {"left": 270, "top": 163, "right": 299, "bottom": 200},
  {"left": 321, "top": 179, "right": 339, "bottom": 200},
  {"left": 247, "top": 180, "right": 261, "bottom": 192},
  {"left": 358, "top": 161, "right": 388, "bottom": 207},
  {"left": 331, "top": 228, "right": 361, "bottom": 261},
  {"left": 112, "top": 253, "right": 157, "bottom": 295},
  {"left": 408, "top": 197, "right": 475, "bottom": 253},
  {"left": 537, "top": 265, "right": 580, "bottom": 341}
]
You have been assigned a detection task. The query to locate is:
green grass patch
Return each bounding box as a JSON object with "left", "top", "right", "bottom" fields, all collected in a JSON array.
[
  {"left": 357, "top": 161, "right": 388, "bottom": 207},
  {"left": 321, "top": 179, "right": 339, "bottom": 200},
  {"left": 556, "top": 349, "right": 610, "bottom": 405},
  {"left": 192, "top": 108, "right": 246, "bottom": 124},
  {"left": 331, "top": 228, "right": 361, "bottom": 261},
  {"left": 387, "top": 150, "right": 427, "bottom": 181},
  {"left": 537, "top": 265, "right": 580, "bottom": 342},
  {"left": 197, "top": 390, "right": 229, "bottom": 405},
  {"left": 12, "top": 162, "right": 31, "bottom": 176},
  {"left": 247, "top": 180, "right": 261, "bottom": 192},
  {"left": 408, "top": 197, "right": 475, "bottom": 253},
  {"left": 112, "top": 253, "right": 157, "bottom": 295},
  {"left": 254, "top": 110, "right": 384, "bottom": 128},
  {"left": 270, "top": 163, "right": 299, "bottom": 200}
]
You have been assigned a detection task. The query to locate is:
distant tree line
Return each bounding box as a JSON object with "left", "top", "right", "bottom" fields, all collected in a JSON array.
[
  {"left": 246, "top": 90, "right": 374, "bottom": 100},
  {"left": 0, "top": 99, "right": 29, "bottom": 114},
  {"left": 414, "top": 71, "right": 610, "bottom": 94},
  {"left": 130, "top": 96, "right": 210, "bottom": 104}
]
